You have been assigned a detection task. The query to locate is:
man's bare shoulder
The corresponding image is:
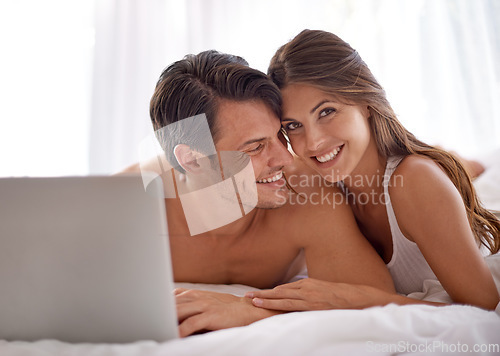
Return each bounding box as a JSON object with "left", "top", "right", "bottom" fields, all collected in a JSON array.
[
  {"left": 117, "top": 162, "right": 141, "bottom": 174},
  {"left": 115, "top": 155, "right": 173, "bottom": 175}
]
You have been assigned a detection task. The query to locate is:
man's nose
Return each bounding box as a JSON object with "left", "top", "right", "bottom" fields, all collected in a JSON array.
[{"left": 268, "top": 138, "right": 293, "bottom": 168}]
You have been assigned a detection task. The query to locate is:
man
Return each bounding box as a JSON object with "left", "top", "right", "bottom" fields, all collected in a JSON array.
[{"left": 121, "top": 50, "right": 394, "bottom": 336}]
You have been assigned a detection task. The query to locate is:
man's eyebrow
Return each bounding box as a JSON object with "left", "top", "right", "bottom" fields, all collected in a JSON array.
[{"left": 237, "top": 137, "right": 266, "bottom": 150}]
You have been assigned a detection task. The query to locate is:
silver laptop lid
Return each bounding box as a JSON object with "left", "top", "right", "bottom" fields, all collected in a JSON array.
[{"left": 0, "top": 175, "right": 178, "bottom": 343}]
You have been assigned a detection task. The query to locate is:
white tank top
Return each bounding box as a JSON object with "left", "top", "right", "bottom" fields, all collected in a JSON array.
[{"left": 384, "top": 156, "right": 437, "bottom": 295}]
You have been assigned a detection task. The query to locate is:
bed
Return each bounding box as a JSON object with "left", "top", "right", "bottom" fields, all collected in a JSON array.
[
  {"left": 2, "top": 151, "right": 500, "bottom": 355},
  {"left": 1, "top": 269, "right": 499, "bottom": 355}
]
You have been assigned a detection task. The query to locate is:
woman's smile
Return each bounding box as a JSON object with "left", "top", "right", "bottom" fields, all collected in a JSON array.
[{"left": 313, "top": 144, "right": 344, "bottom": 163}]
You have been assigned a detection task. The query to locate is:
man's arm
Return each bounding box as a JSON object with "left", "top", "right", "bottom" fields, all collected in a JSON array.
[{"left": 291, "top": 186, "right": 395, "bottom": 292}]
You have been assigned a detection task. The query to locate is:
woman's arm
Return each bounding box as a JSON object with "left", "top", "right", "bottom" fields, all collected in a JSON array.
[
  {"left": 245, "top": 278, "right": 445, "bottom": 311},
  {"left": 389, "top": 155, "right": 498, "bottom": 310}
]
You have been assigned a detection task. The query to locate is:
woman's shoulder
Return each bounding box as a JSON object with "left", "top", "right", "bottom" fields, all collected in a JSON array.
[
  {"left": 390, "top": 154, "right": 463, "bottom": 212},
  {"left": 389, "top": 154, "right": 466, "bottom": 241},
  {"left": 390, "top": 154, "right": 461, "bottom": 209},
  {"left": 390, "top": 154, "right": 451, "bottom": 190},
  {"left": 394, "top": 154, "right": 443, "bottom": 177}
]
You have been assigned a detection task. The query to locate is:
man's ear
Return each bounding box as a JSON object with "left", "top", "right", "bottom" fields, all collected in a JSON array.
[{"left": 173, "top": 144, "right": 203, "bottom": 173}]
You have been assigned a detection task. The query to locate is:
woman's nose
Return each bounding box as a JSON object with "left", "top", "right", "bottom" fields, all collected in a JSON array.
[{"left": 305, "top": 125, "right": 326, "bottom": 153}]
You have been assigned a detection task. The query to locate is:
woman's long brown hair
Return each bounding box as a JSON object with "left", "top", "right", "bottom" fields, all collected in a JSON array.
[{"left": 269, "top": 29, "right": 500, "bottom": 254}]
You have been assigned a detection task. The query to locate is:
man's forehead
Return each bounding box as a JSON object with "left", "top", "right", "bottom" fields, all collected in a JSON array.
[
  {"left": 216, "top": 100, "right": 280, "bottom": 131},
  {"left": 214, "top": 100, "right": 281, "bottom": 149}
]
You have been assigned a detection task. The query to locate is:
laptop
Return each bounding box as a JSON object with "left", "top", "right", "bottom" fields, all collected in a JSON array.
[{"left": 0, "top": 175, "right": 179, "bottom": 343}]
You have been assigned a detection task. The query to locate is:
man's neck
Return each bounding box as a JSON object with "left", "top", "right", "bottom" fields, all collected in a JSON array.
[{"left": 165, "top": 195, "right": 263, "bottom": 240}]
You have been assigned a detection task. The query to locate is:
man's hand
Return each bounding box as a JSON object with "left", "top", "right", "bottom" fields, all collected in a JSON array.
[{"left": 175, "top": 288, "right": 281, "bottom": 337}]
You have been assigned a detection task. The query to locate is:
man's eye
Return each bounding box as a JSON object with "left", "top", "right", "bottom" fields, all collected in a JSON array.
[
  {"left": 284, "top": 122, "right": 302, "bottom": 131},
  {"left": 319, "top": 108, "right": 336, "bottom": 117},
  {"left": 247, "top": 144, "right": 264, "bottom": 153}
]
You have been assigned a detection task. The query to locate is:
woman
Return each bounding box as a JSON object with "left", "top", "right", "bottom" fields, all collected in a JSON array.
[{"left": 246, "top": 30, "right": 500, "bottom": 310}]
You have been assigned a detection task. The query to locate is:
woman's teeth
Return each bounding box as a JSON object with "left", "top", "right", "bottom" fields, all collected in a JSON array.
[
  {"left": 257, "top": 171, "right": 283, "bottom": 183},
  {"left": 315, "top": 146, "right": 342, "bottom": 163}
]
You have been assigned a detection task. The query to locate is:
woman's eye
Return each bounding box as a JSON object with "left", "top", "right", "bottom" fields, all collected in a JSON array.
[
  {"left": 319, "top": 108, "right": 336, "bottom": 117},
  {"left": 284, "top": 122, "right": 302, "bottom": 131}
]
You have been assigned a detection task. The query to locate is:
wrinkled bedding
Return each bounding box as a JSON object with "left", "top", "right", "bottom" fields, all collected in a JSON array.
[
  {"left": 2, "top": 304, "right": 498, "bottom": 356},
  {"left": 2, "top": 254, "right": 499, "bottom": 356}
]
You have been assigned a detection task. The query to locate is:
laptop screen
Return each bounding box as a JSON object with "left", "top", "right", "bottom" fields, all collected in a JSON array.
[{"left": 0, "top": 175, "right": 179, "bottom": 343}]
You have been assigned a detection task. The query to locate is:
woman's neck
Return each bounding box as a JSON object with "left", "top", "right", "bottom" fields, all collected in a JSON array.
[{"left": 342, "top": 137, "right": 387, "bottom": 199}]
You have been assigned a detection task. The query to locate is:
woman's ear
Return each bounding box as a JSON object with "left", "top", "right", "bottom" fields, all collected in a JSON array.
[
  {"left": 173, "top": 144, "right": 202, "bottom": 173},
  {"left": 364, "top": 105, "right": 372, "bottom": 119}
]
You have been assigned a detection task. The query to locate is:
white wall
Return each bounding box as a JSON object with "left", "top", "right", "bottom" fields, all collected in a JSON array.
[
  {"left": 0, "top": 0, "right": 94, "bottom": 177},
  {"left": 1, "top": 0, "right": 498, "bottom": 176}
]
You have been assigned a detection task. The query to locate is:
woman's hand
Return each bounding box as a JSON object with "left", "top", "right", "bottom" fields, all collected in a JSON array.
[{"left": 245, "top": 278, "right": 394, "bottom": 311}]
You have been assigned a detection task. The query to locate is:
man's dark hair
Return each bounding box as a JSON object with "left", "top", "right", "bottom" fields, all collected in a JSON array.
[{"left": 149, "top": 50, "right": 282, "bottom": 170}]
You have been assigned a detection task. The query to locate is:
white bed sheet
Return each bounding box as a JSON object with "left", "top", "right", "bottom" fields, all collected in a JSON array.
[
  {"left": 1, "top": 304, "right": 499, "bottom": 356},
  {"left": 2, "top": 254, "right": 499, "bottom": 356}
]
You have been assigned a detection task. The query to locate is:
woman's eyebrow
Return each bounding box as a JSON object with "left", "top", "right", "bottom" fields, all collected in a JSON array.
[
  {"left": 310, "top": 100, "right": 330, "bottom": 114},
  {"left": 281, "top": 99, "right": 333, "bottom": 122}
]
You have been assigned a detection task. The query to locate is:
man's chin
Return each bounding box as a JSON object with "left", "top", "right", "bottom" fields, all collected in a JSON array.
[
  {"left": 254, "top": 187, "right": 289, "bottom": 209},
  {"left": 255, "top": 201, "right": 286, "bottom": 209}
]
